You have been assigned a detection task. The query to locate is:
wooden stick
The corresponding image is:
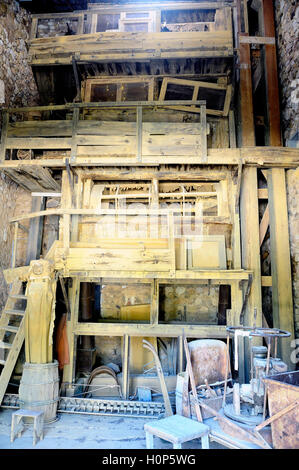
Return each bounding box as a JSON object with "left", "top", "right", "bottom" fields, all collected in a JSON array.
[
  {"left": 143, "top": 339, "right": 173, "bottom": 417},
  {"left": 197, "top": 399, "right": 271, "bottom": 449},
  {"left": 182, "top": 331, "right": 203, "bottom": 422}
]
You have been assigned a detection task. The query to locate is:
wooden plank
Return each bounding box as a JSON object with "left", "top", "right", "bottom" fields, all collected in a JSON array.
[
  {"left": 6, "top": 137, "right": 72, "bottom": 149},
  {"left": 267, "top": 169, "right": 295, "bottom": 368},
  {"left": 29, "top": 31, "right": 233, "bottom": 64},
  {"left": 223, "top": 84, "right": 232, "bottom": 117},
  {"left": 239, "top": 35, "right": 275, "bottom": 45},
  {"left": 240, "top": 167, "right": 262, "bottom": 377},
  {"left": 259, "top": 204, "right": 269, "bottom": 247},
  {"left": 262, "top": 0, "right": 282, "bottom": 146},
  {"left": 75, "top": 323, "right": 228, "bottom": 338},
  {"left": 61, "top": 247, "right": 173, "bottom": 272}
]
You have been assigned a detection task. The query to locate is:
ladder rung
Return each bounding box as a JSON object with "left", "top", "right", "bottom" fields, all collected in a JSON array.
[
  {"left": 10, "top": 294, "right": 27, "bottom": 300},
  {"left": 0, "top": 359, "right": 6, "bottom": 366},
  {"left": 0, "top": 326, "right": 19, "bottom": 333},
  {"left": 5, "top": 309, "right": 25, "bottom": 316},
  {"left": 0, "top": 341, "right": 12, "bottom": 349}
]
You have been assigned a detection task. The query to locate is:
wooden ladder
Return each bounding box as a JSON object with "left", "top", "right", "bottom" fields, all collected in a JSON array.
[{"left": 0, "top": 280, "right": 27, "bottom": 405}]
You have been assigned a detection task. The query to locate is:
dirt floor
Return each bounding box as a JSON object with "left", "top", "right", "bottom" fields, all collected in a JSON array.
[{"left": 0, "top": 408, "right": 225, "bottom": 450}]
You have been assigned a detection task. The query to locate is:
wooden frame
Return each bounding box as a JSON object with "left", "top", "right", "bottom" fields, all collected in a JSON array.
[
  {"left": 119, "top": 11, "right": 155, "bottom": 33},
  {"left": 30, "top": 3, "right": 233, "bottom": 38},
  {"left": 186, "top": 235, "right": 227, "bottom": 270},
  {"left": 83, "top": 76, "right": 155, "bottom": 103},
  {"left": 158, "top": 77, "right": 232, "bottom": 117},
  {"left": 62, "top": 274, "right": 246, "bottom": 388}
]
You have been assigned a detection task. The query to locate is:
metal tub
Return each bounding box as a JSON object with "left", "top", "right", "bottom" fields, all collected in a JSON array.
[{"left": 263, "top": 371, "right": 299, "bottom": 449}]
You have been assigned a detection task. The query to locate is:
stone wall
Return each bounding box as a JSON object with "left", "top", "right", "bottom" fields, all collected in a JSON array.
[
  {"left": 0, "top": 0, "right": 39, "bottom": 311},
  {"left": 275, "top": 0, "right": 299, "bottom": 143},
  {"left": 275, "top": 1, "right": 299, "bottom": 339}
]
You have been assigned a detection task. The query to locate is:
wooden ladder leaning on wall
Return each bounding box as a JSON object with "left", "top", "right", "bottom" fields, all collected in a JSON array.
[{"left": 0, "top": 280, "right": 27, "bottom": 404}]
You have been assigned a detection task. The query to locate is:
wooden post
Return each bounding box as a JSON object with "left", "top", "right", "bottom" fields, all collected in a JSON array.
[
  {"left": 77, "top": 13, "right": 84, "bottom": 35},
  {"left": 150, "top": 279, "right": 159, "bottom": 325},
  {"left": 200, "top": 104, "right": 207, "bottom": 162},
  {"left": 262, "top": 0, "right": 282, "bottom": 146},
  {"left": 239, "top": 42, "right": 255, "bottom": 146},
  {"left": 26, "top": 196, "right": 46, "bottom": 265},
  {"left": 12, "top": 222, "right": 19, "bottom": 268},
  {"left": 30, "top": 17, "right": 38, "bottom": 39},
  {"left": 70, "top": 108, "right": 79, "bottom": 163},
  {"left": 0, "top": 112, "right": 9, "bottom": 163},
  {"left": 122, "top": 334, "right": 130, "bottom": 399},
  {"left": 268, "top": 169, "right": 295, "bottom": 368},
  {"left": 62, "top": 277, "right": 80, "bottom": 389},
  {"left": 240, "top": 167, "right": 263, "bottom": 379},
  {"left": 136, "top": 105, "right": 143, "bottom": 162}
]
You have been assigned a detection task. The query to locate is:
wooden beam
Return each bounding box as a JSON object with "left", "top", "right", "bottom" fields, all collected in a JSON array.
[
  {"left": 240, "top": 167, "right": 263, "bottom": 379},
  {"left": 259, "top": 204, "right": 269, "bottom": 247},
  {"left": 262, "top": 0, "right": 282, "bottom": 146},
  {"left": 239, "top": 36, "right": 275, "bottom": 45},
  {"left": 268, "top": 169, "right": 295, "bottom": 368},
  {"left": 239, "top": 41, "right": 255, "bottom": 146},
  {"left": 62, "top": 277, "right": 80, "bottom": 386},
  {"left": 74, "top": 323, "right": 227, "bottom": 338}
]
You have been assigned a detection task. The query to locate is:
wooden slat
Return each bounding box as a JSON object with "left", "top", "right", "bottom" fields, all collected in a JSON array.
[
  {"left": 259, "top": 204, "right": 269, "bottom": 247},
  {"left": 60, "top": 247, "right": 173, "bottom": 272}
]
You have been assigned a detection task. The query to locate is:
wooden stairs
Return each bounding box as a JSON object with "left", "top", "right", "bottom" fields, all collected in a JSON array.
[{"left": 0, "top": 280, "right": 27, "bottom": 405}]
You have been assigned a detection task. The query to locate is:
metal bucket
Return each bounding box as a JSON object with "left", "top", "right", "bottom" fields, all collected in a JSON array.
[
  {"left": 263, "top": 371, "right": 299, "bottom": 449},
  {"left": 19, "top": 361, "right": 60, "bottom": 424}
]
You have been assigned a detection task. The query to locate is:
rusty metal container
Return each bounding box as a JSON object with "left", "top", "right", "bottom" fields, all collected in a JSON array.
[
  {"left": 188, "top": 339, "right": 229, "bottom": 386},
  {"left": 263, "top": 371, "right": 299, "bottom": 449}
]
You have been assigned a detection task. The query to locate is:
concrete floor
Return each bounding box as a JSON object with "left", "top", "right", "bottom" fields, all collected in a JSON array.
[{"left": 0, "top": 408, "right": 225, "bottom": 450}]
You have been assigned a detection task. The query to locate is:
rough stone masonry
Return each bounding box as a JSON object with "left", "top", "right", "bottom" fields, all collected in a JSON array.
[{"left": 0, "top": 0, "right": 38, "bottom": 311}]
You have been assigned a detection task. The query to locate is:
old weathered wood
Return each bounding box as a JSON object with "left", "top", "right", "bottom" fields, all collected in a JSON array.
[
  {"left": 0, "top": 112, "right": 9, "bottom": 163},
  {"left": 239, "top": 42, "right": 255, "bottom": 146},
  {"left": 183, "top": 332, "right": 202, "bottom": 422},
  {"left": 262, "top": 0, "right": 282, "bottom": 146},
  {"left": 122, "top": 334, "right": 130, "bottom": 400},
  {"left": 268, "top": 169, "right": 295, "bottom": 368},
  {"left": 259, "top": 204, "right": 269, "bottom": 247},
  {"left": 26, "top": 196, "right": 46, "bottom": 265}
]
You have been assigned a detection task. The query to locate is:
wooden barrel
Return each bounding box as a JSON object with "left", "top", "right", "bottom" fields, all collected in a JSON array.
[{"left": 19, "top": 361, "right": 59, "bottom": 423}]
